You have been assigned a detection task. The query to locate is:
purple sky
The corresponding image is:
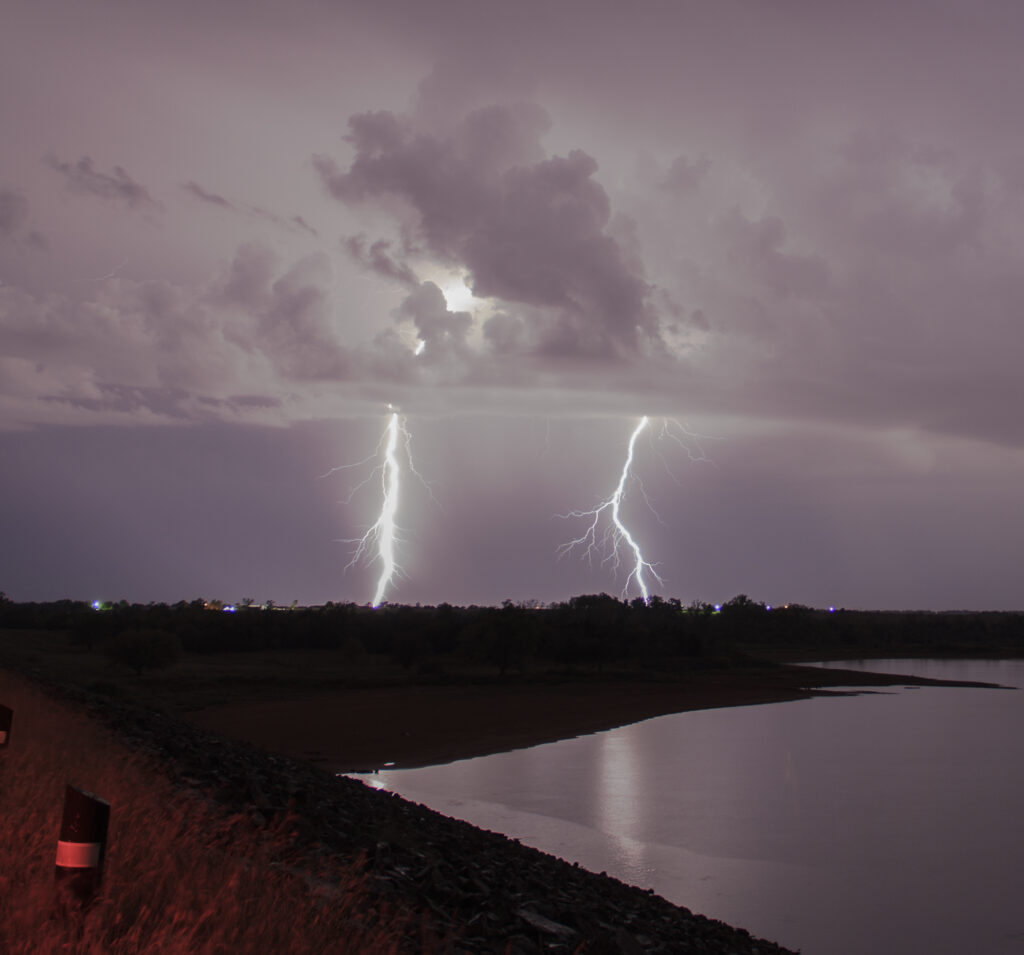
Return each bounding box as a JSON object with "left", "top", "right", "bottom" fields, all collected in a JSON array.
[{"left": 2, "top": 0, "right": 1023, "bottom": 610}]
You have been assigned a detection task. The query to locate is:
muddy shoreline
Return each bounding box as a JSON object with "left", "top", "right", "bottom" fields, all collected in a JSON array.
[{"left": 186, "top": 663, "right": 1003, "bottom": 772}]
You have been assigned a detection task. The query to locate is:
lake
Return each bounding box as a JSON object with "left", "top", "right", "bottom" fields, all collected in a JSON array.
[{"left": 351, "top": 659, "right": 1024, "bottom": 954}]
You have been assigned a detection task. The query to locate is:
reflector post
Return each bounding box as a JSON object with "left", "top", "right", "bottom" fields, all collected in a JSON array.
[{"left": 55, "top": 784, "right": 110, "bottom": 905}]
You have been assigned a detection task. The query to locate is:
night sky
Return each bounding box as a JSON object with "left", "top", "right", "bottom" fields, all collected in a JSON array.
[{"left": 3, "top": 0, "right": 1023, "bottom": 610}]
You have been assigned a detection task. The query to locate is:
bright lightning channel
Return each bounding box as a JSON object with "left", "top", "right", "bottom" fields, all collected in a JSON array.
[
  {"left": 326, "top": 409, "right": 428, "bottom": 608},
  {"left": 558, "top": 415, "right": 663, "bottom": 604},
  {"left": 365, "top": 411, "right": 401, "bottom": 607}
]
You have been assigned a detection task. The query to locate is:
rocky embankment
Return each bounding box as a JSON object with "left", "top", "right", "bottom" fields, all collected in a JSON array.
[{"left": 23, "top": 673, "right": 798, "bottom": 954}]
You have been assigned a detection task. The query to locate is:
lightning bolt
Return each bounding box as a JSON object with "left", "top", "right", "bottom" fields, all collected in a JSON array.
[
  {"left": 558, "top": 415, "right": 663, "bottom": 604},
  {"left": 365, "top": 411, "right": 401, "bottom": 607},
  {"left": 326, "top": 409, "right": 429, "bottom": 607}
]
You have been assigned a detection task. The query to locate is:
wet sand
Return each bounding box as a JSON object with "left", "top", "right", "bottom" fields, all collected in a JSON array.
[{"left": 187, "top": 664, "right": 1001, "bottom": 772}]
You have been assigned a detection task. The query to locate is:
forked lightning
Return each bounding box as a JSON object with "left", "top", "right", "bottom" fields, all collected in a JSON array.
[
  {"left": 558, "top": 416, "right": 663, "bottom": 604},
  {"left": 327, "top": 409, "right": 425, "bottom": 607}
]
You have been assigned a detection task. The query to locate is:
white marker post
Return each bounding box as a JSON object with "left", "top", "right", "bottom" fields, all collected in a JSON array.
[{"left": 55, "top": 784, "right": 110, "bottom": 905}]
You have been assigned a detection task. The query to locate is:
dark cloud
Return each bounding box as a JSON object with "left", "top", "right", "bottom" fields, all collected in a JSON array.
[
  {"left": 249, "top": 205, "right": 306, "bottom": 235},
  {"left": 46, "top": 383, "right": 192, "bottom": 419},
  {"left": 396, "top": 281, "right": 471, "bottom": 353},
  {"left": 224, "top": 393, "right": 283, "bottom": 409},
  {"left": 343, "top": 234, "right": 418, "bottom": 286},
  {"left": 315, "top": 104, "right": 662, "bottom": 359},
  {"left": 184, "top": 180, "right": 235, "bottom": 209},
  {"left": 185, "top": 182, "right": 318, "bottom": 237},
  {"left": 481, "top": 309, "right": 525, "bottom": 354},
  {"left": 195, "top": 393, "right": 284, "bottom": 413},
  {"left": 45, "top": 155, "right": 162, "bottom": 212}
]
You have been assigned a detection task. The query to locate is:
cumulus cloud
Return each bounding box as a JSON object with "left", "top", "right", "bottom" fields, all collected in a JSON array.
[
  {"left": 45, "top": 155, "right": 162, "bottom": 212},
  {"left": 343, "top": 234, "right": 418, "bottom": 286},
  {"left": 315, "top": 103, "right": 667, "bottom": 359},
  {"left": 207, "top": 244, "right": 351, "bottom": 380},
  {"left": 396, "top": 281, "right": 472, "bottom": 353},
  {"left": 0, "top": 242, "right": 373, "bottom": 428}
]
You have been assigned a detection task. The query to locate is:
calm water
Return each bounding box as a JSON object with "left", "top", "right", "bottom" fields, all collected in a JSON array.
[{"left": 352, "top": 660, "right": 1024, "bottom": 954}]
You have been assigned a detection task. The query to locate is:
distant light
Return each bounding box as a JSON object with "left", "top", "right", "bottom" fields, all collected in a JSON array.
[
  {"left": 828, "top": 606, "right": 836, "bottom": 613},
  {"left": 91, "top": 600, "right": 101, "bottom": 611},
  {"left": 713, "top": 604, "right": 722, "bottom": 612},
  {"left": 765, "top": 604, "right": 772, "bottom": 611},
  {"left": 223, "top": 605, "right": 237, "bottom": 613}
]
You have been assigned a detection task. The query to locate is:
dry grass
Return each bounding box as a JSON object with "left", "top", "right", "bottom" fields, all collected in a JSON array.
[{"left": 0, "top": 671, "right": 419, "bottom": 954}]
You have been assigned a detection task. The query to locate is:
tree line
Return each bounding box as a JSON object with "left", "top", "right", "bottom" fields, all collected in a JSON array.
[{"left": 2, "top": 591, "right": 1023, "bottom": 677}]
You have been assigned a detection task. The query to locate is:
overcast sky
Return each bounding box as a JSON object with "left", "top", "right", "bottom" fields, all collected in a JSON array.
[{"left": 2, "top": 0, "right": 1023, "bottom": 610}]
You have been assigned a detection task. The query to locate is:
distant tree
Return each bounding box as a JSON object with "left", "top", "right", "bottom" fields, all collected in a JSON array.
[
  {"left": 101, "top": 628, "right": 181, "bottom": 676},
  {"left": 723, "top": 594, "right": 760, "bottom": 611}
]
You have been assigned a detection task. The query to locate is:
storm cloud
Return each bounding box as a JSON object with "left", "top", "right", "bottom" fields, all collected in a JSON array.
[
  {"left": 343, "top": 235, "right": 419, "bottom": 287},
  {"left": 316, "top": 104, "right": 665, "bottom": 360},
  {"left": 2, "top": 0, "right": 1024, "bottom": 609}
]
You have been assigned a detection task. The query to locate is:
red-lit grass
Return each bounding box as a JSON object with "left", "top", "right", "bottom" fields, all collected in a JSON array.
[{"left": 0, "top": 672, "right": 415, "bottom": 954}]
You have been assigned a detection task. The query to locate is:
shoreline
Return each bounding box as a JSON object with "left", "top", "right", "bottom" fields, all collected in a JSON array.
[
  {"left": 186, "top": 663, "right": 1005, "bottom": 772},
  {"left": 0, "top": 664, "right": 801, "bottom": 953},
  {"left": 3, "top": 653, "right": 1012, "bottom": 954}
]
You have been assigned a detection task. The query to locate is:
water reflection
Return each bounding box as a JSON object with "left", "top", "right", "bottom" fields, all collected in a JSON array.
[
  {"left": 352, "top": 660, "right": 1024, "bottom": 955},
  {"left": 594, "top": 727, "right": 650, "bottom": 882}
]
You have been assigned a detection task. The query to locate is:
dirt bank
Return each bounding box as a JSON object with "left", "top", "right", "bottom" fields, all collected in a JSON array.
[{"left": 187, "top": 663, "right": 1002, "bottom": 771}]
